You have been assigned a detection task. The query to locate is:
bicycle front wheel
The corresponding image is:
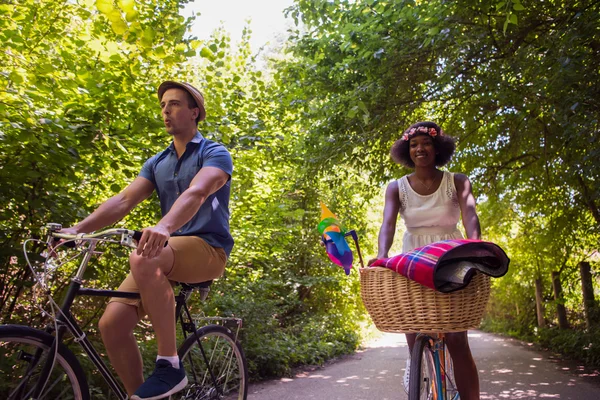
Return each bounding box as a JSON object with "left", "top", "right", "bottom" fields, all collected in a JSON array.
[
  {"left": 177, "top": 324, "right": 248, "bottom": 400},
  {"left": 0, "top": 325, "right": 89, "bottom": 400},
  {"left": 443, "top": 345, "right": 460, "bottom": 400},
  {"left": 409, "top": 335, "right": 436, "bottom": 400}
]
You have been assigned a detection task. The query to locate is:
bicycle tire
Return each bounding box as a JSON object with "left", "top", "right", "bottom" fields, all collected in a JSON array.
[
  {"left": 409, "top": 335, "right": 436, "bottom": 400},
  {"left": 0, "top": 324, "right": 89, "bottom": 400},
  {"left": 176, "top": 324, "right": 248, "bottom": 400}
]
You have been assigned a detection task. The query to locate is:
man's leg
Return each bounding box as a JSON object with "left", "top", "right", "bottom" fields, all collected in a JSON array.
[
  {"left": 446, "top": 331, "right": 480, "bottom": 400},
  {"left": 129, "top": 246, "right": 189, "bottom": 400},
  {"left": 98, "top": 301, "right": 143, "bottom": 396},
  {"left": 129, "top": 246, "right": 177, "bottom": 357},
  {"left": 130, "top": 237, "right": 226, "bottom": 399}
]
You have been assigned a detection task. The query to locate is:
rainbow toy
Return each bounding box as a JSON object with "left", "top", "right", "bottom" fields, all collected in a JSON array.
[{"left": 318, "top": 201, "right": 354, "bottom": 275}]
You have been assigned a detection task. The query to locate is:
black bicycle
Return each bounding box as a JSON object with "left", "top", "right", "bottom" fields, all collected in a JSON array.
[{"left": 0, "top": 223, "right": 248, "bottom": 400}]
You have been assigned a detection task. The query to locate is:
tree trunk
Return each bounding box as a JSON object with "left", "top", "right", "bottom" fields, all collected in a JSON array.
[
  {"left": 551, "top": 271, "right": 569, "bottom": 329},
  {"left": 577, "top": 174, "right": 600, "bottom": 225},
  {"left": 580, "top": 261, "right": 596, "bottom": 329},
  {"left": 535, "top": 277, "right": 546, "bottom": 328}
]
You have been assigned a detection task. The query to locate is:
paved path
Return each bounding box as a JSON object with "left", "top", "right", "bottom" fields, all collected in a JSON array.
[{"left": 248, "top": 331, "right": 600, "bottom": 399}]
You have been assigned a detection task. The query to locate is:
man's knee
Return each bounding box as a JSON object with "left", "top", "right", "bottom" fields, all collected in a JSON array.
[
  {"left": 129, "top": 251, "right": 146, "bottom": 272},
  {"left": 129, "top": 249, "right": 172, "bottom": 279},
  {"left": 99, "top": 303, "right": 137, "bottom": 340}
]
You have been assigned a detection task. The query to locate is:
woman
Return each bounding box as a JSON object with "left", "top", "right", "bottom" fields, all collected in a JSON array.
[{"left": 369, "top": 121, "right": 481, "bottom": 400}]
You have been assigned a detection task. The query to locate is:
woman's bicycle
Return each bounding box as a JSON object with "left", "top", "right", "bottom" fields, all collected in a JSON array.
[
  {"left": 0, "top": 223, "right": 248, "bottom": 400},
  {"left": 358, "top": 239, "right": 499, "bottom": 400},
  {"left": 409, "top": 333, "right": 459, "bottom": 400}
]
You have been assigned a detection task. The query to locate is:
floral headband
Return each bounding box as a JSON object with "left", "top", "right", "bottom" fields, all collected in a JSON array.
[{"left": 402, "top": 126, "right": 440, "bottom": 141}]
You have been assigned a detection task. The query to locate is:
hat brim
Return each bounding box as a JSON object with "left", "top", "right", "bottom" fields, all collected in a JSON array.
[{"left": 158, "top": 81, "right": 206, "bottom": 122}]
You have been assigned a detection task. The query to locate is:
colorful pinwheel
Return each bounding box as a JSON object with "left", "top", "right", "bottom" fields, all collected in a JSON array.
[{"left": 318, "top": 201, "right": 354, "bottom": 275}]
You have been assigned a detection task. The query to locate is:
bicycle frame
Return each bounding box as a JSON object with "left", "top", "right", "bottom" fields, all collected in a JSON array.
[{"left": 30, "top": 230, "right": 220, "bottom": 400}]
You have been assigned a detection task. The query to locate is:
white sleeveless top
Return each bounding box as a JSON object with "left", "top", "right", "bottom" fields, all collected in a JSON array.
[{"left": 397, "top": 171, "right": 463, "bottom": 252}]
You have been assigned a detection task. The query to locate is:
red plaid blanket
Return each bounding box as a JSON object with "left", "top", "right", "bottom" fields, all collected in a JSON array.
[{"left": 370, "top": 239, "right": 509, "bottom": 293}]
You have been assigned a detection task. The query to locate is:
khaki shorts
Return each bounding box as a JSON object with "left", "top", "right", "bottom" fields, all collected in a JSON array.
[{"left": 109, "top": 236, "right": 227, "bottom": 318}]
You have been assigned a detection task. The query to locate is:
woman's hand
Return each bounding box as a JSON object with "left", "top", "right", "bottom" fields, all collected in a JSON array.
[{"left": 367, "top": 253, "right": 388, "bottom": 266}]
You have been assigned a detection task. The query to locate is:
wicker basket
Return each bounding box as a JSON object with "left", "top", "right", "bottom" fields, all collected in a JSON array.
[{"left": 360, "top": 267, "right": 491, "bottom": 333}]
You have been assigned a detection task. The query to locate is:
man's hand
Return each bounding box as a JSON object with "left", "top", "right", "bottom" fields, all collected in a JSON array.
[
  {"left": 137, "top": 225, "right": 170, "bottom": 258},
  {"left": 46, "top": 226, "right": 80, "bottom": 257},
  {"left": 58, "top": 226, "right": 80, "bottom": 235}
]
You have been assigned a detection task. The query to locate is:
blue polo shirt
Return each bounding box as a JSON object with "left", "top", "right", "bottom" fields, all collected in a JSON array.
[{"left": 139, "top": 132, "right": 234, "bottom": 256}]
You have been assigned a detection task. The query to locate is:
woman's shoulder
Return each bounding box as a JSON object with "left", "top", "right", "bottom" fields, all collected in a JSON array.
[
  {"left": 451, "top": 171, "right": 467, "bottom": 179},
  {"left": 447, "top": 171, "right": 468, "bottom": 182},
  {"left": 389, "top": 175, "right": 411, "bottom": 190},
  {"left": 385, "top": 179, "right": 400, "bottom": 191},
  {"left": 449, "top": 172, "right": 473, "bottom": 193}
]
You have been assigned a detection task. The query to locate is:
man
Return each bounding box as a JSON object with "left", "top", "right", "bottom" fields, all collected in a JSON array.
[{"left": 60, "top": 81, "right": 233, "bottom": 399}]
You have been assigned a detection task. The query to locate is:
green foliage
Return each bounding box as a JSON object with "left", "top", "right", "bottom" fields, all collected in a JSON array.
[
  {"left": 536, "top": 327, "right": 600, "bottom": 367},
  {"left": 283, "top": 0, "right": 600, "bottom": 369},
  {"left": 0, "top": 0, "right": 368, "bottom": 390},
  {"left": 482, "top": 319, "right": 600, "bottom": 368},
  {"left": 2, "top": 0, "right": 600, "bottom": 392}
]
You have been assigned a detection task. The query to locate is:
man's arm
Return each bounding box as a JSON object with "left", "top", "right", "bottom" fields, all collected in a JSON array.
[
  {"left": 137, "top": 166, "right": 230, "bottom": 258},
  {"left": 455, "top": 173, "right": 481, "bottom": 240},
  {"left": 66, "top": 177, "right": 155, "bottom": 234}
]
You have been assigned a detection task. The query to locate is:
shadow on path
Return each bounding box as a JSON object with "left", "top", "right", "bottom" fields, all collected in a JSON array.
[{"left": 249, "top": 331, "right": 600, "bottom": 400}]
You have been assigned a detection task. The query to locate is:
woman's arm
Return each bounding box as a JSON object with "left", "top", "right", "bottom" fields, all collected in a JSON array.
[
  {"left": 454, "top": 173, "right": 481, "bottom": 240},
  {"left": 373, "top": 181, "right": 401, "bottom": 261}
]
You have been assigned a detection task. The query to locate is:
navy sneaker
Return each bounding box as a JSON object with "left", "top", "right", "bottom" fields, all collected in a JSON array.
[{"left": 131, "top": 359, "right": 188, "bottom": 400}]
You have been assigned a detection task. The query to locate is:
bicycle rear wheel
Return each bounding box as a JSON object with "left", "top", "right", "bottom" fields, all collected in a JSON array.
[
  {"left": 176, "top": 324, "right": 248, "bottom": 400},
  {"left": 409, "top": 335, "right": 436, "bottom": 400},
  {"left": 0, "top": 325, "right": 89, "bottom": 400}
]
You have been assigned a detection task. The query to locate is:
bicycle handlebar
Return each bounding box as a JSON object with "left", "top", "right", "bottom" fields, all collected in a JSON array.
[{"left": 48, "top": 225, "right": 168, "bottom": 249}]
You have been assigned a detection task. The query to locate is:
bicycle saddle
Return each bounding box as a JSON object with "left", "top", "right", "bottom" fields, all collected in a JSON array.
[{"left": 179, "top": 280, "right": 213, "bottom": 291}]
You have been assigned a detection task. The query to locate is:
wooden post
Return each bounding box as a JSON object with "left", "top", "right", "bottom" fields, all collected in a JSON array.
[
  {"left": 551, "top": 271, "right": 569, "bottom": 329},
  {"left": 580, "top": 261, "right": 596, "bottom": 329}
]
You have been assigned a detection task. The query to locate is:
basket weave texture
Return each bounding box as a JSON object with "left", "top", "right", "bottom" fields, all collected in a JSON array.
[{"left": 360, "top": 267, "right": 491, "bottom": 333}]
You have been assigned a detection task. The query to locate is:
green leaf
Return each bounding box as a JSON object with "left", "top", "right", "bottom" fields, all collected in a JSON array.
[
  {"left": 111, "top": 18, "right": 128, "bottom": 35},
  {"left": 115, "top": 140, "right": 128, "bottom": 154},
  {"left": 96, "top": 0, "right": 114, "bottom": 15},
  {"left": 125, "top": 10, "right": 138, "bottom": 22},
  {"left": 117, "top": 0, "right": 135, "bottom": 13},
  {"left": 9, "top": 71, "right": 24, "bottom": 84},
  {"left": 200, "top": 47, "right": 215, "bottom": 61},
  {"left": 190, "top": 40, "right": 201, "bottom": 50}
]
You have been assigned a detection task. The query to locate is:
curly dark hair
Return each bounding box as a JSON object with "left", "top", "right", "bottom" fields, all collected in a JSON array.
[{"left": 390, "top": 121, "right": 456, "bottom": 168}]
